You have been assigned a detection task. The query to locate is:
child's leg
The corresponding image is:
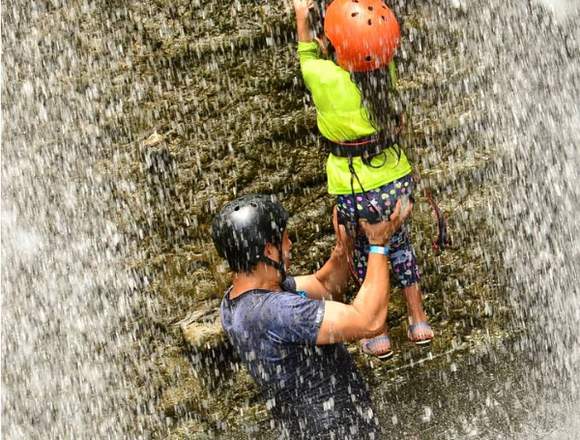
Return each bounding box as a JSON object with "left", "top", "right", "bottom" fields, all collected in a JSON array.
[
  {"left": 403, "top": 284, "right": 433, "bottom": 341},
  {"left": 388, "top": 223, "right": 420, "bottom": 288},
  {"left": 389, "top": 225, "right": 434, "bottom": 343},
  {"left": 336, "top": 194, "right": 393, "bottom": 358},
  {"left": 359, "top": 174, "right": 433, "bottom": 343},
  {"left": 336, "top": 176, "right": 417, "bottom": 305}
]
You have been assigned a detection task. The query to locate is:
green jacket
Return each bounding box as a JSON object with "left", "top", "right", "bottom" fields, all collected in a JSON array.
[{"left": 298, "top": 41, "right": 412, "bottom": 195}]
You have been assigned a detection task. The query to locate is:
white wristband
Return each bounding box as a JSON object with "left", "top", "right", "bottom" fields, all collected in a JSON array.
[{"left": 369, "top": 245, "right": 390, "bottom": 255}]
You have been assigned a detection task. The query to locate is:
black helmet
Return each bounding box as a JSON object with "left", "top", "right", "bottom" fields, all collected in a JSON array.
[{"left": 211, "top": 194, "right": 289, "bottom": 274}]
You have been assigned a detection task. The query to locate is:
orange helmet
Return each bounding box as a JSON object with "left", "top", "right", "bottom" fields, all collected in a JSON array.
[{"left": 324, "top": 0, "right": 401, "bottom": 72}]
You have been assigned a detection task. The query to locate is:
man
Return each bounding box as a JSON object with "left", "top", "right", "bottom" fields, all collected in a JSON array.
[{"left": 212, "top": 194, "right": 412, "bottom": 439}]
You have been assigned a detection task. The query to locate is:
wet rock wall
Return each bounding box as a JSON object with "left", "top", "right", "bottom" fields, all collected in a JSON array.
[
  {"left": 3, "top": 0, "right": 511, "bottom": 438},
  {"left": 121, "top": 1, "right": 509, "bottom": 437}
]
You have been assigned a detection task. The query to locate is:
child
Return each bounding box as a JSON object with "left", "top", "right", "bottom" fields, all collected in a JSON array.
[{"left": 292, "top": 0, "right": 434, "bottom": 359}]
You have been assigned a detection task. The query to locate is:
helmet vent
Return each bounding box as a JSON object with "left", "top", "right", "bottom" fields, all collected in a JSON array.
[
  {"left": 351, "top": 12, "right": 359, "bottom": 17},
  {"left": 368, "top": 6, "right": 373, "bottom": 10},
  {"left": 233, "top": 205, "right": 240, "bottom": 211},
  {"left": 367, "top": 18, "right": 372, "bottom": 25}
]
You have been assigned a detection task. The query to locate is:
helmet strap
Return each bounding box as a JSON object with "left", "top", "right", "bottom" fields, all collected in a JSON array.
[{"left": 261, "top": 246, "right": 287, "bottom": 283}]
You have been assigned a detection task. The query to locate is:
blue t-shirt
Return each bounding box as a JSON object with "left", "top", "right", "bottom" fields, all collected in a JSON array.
[{"left": 220, "top": 277, "right": 378, "bottom": 439}]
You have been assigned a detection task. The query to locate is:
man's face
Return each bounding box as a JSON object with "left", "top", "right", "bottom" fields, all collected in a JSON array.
[
  {"left": 263, "top": 230, "right": 292, "bottom": 271},
  {"left": 281, "top": 230, "right": 292, "bottom": 269}
]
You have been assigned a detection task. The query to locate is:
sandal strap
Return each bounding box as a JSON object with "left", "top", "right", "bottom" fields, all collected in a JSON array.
[
  {"left": 407, "top": 322, "right": 434, "bottom": 342},
  {"left": 362, "top": 335, "right": 392, "bottom": 352},
  {"left": 408, "top": 322, "right": 432, "bottom": 333}
]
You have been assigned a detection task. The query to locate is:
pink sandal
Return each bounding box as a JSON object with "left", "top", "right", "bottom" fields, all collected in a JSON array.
[
  {"left": 407, "top": 322, "right": 434, "bottom": 346},
  {"left": 360, "top": 335, "right": 394, "bottom": 360}
]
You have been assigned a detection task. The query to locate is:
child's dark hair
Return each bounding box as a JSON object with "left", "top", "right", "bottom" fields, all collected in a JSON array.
[
  {"left": 316, "top": 0, "right": 403, "bottom": 152},
  {"left": 352, "top": 69, "right": 402, "bottom": 133},
  {"left": 352, "top": 68, "right": 404, "bottom": 162}
]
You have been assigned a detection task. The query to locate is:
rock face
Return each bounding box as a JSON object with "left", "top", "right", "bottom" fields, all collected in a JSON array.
[
  {"left": 120, "top": 1, "right": 509, "bottom": 437},
  {"left": 3, "top": 0, "right": 512, "bottom": 438}
]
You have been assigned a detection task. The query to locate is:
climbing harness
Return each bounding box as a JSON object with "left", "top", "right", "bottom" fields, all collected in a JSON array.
[
  {"left": 324, "top": 132, "right": 398, "bottom": 286},
  {"left": 322, "top": 133, "right": 389, "bottom": 161}
]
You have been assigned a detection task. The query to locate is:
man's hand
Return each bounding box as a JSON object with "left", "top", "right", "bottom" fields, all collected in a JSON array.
[
  {"left": 294, "top": 206, "right": 352, "bottom": 302},
  {"left": 330, "top": 206, "right": 353, "bottom": 263},
  {"left": 359, "top": 199, "right": 413, "bottom": 245}
]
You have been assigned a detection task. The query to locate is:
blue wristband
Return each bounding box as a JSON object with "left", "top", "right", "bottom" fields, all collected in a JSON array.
[{"left": 369, "top": 245, "right": 390, "bottom": 255}]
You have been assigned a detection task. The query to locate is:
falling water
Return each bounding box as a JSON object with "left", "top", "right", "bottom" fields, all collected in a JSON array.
[
  {"left": 493, "top": 0, "right": 580, "bottom": 437},
  {"left": 1, "top": 2, "right": 158, "bottom": 438},
  {"left": 1, "top": 0, "right": 578, "bottom": 438}
]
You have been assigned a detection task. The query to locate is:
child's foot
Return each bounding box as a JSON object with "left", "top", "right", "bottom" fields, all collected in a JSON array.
[
  {"left": 360, "top": 334, "right": 394, "bottom": 360},
  {"left": 407, "top": 321, "right": 434, "bottom": 345},
  {"left": 403, "top": 284, "right": 433, "bottom": 345}
]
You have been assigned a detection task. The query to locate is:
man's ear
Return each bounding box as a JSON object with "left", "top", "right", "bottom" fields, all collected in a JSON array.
[{"left": 263, "top": 242, "right": 278, "bottom": 260}]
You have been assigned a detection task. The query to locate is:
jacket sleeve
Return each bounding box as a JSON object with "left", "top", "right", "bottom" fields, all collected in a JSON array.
[
  {"left": 297, "top": 41, "right": 320, "bottom": 91},
  {"left": 297, "top": 41, "right": 320, "bottom": 63}
]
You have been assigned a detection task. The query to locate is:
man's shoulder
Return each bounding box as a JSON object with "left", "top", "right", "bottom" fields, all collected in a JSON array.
[
  {"left": 220, "top": 284, "right": 318, "bottom": 321},
  {"left": 220, "top": 288, "right": 317, "bottom": 337},
  {"left": 220, "top": 288, "right": 274, "bottom": 336},
  {"left": 219, "top": 284, "right": 300, "bottom": 315}
]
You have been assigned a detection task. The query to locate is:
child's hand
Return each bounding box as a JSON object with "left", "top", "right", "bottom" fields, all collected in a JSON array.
[
  {"left": 293, "top": 0, "right": 314, "bottom": 20},
  {"left": 291, "top": 0, "right": 315, "bottom": 42}
]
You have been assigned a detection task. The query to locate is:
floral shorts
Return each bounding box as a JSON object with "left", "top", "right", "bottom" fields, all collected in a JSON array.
[{"left": 336, "top": 174, "right": 421, "bottom": 288}]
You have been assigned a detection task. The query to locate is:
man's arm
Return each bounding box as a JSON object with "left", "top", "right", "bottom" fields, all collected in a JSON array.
[
  {"left": 294, "top": 248, "right": 349, "bottom": 302},
  {"left": 293, "top": 0, "right": 314, "bottom": 43},
  {"left": 317, "top": 252, "right": 389, "bottom": 344},
  {"left": 295, "top": 208, "right": 351, "bottom": 301},
  {"left": 315, "top": 201, "right": 414, "bottom": 345}
]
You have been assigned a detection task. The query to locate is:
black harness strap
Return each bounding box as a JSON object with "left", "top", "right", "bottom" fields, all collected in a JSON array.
[
  {"left": 321, "top": 132, "right": 399, "bottom": 161},
  {"left": 347, "top": 157, "right": 384, "bottom": 224}
]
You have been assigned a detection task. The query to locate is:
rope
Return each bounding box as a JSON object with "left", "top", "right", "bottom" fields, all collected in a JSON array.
[{"left": 423, "top": 187, "right": 451, "bottom": 254}]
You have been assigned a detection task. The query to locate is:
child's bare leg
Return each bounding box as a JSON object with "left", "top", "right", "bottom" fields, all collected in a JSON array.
[{"left": 404, "top": 283, "right": 434, "bottom": 341}]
